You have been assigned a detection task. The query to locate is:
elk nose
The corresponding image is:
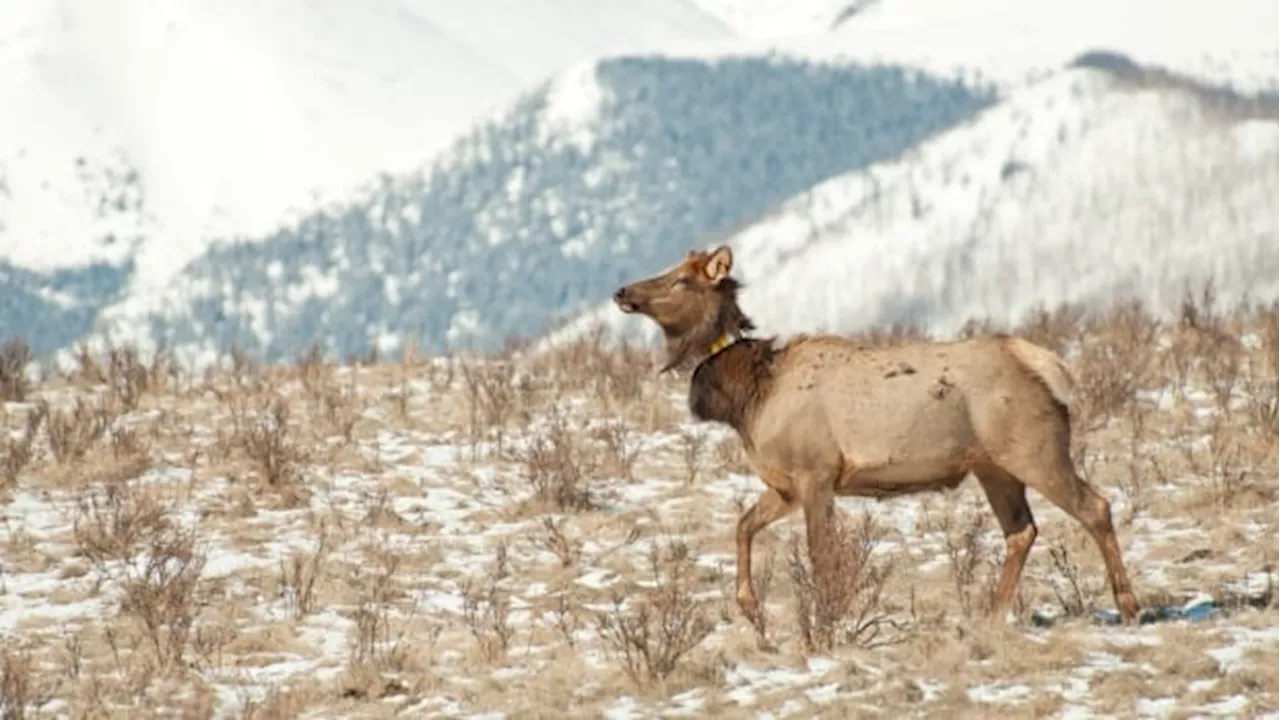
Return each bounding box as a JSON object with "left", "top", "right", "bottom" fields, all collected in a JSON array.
[{"left": 613, "top": 287, "right": 638, "bottom": 312}]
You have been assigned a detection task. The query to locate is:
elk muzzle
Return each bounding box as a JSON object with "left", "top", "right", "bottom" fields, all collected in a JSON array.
[{"left": 613, "top": 287, "right": 639, "bottom": 313}]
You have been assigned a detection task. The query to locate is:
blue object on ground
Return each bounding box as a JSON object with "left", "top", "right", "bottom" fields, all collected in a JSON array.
[{"left": 1032, "top": 598, "right": 1221, "bottom": 628}]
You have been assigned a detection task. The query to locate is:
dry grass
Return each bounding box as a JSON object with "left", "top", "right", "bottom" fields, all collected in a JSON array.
[{"left": 0, "top": 297, "right": 1275, "bottom": 717}]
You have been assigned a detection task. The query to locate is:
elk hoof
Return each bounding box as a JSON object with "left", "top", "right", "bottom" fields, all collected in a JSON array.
[{"left": 1118, "top": 592, "right": 1141, "bottom": 624}]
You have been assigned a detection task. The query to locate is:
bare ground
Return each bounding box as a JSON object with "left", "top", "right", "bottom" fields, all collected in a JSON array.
[{"left": 0, "top": 297, "right": 1276, "bottom": 719}]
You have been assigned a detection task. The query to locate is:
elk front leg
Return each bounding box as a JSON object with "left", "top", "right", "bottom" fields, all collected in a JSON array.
[{"left": 735, "top": 488, "right": 795, "bottom": 623}]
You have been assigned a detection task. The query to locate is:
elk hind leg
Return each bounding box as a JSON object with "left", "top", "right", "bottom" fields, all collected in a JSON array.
[
  {"left": 1003, "top": 450, "right": 1140, "bottom": 622},
  {"left": 975, "top": 466, "right": 1037, "bottom": 620}
]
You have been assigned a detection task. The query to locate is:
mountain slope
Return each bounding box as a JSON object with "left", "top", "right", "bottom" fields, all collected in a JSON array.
[
  {"left": 0, "top": 0, "right": 734, "bottom": 354},
  {"left": 6, "top": 0, "right": 1276, "bottom": 363},
  {"left": 88, "top": 56, "right": 996, "bottom": 365},
  {"left": 545, "top": 66, "right": 1279, "bottom": 350},
  {"left": 0, "top": 0, "right": 733, "bottom": 263},
  {"left": 2, "top": 1, "right": 511, "bottom": 272}
]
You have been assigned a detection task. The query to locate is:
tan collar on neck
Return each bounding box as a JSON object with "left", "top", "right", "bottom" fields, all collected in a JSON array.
[{"left": 707, "top": 333, "right": 735, "bottom": 357}]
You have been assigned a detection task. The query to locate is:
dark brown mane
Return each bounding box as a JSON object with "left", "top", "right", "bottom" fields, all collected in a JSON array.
[{"left": 689, "top": 337, "right": 777, "bottom": 439}]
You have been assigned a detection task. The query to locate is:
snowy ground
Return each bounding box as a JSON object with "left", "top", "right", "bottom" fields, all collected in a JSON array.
[{"left": 0, "top": 302, "right": 1275, "bottom": 718}]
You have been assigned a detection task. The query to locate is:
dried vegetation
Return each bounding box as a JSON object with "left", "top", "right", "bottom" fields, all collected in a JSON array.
[{"left": 0, "top": 293, "right": 1275, "bottom": 718}]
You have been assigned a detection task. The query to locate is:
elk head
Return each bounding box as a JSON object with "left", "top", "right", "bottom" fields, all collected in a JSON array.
[{"left": 613, "top": 245, "right": 754, "bottom": 372}]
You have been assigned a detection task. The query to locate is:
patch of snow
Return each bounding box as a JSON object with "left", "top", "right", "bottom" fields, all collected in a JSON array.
[
  {"left": 967, "top": 682, "right": 1032, "bottom": 704},
  {"left": 1137, "top": 697, "right": 1178, "bottom": 716},
  {"left": 539, "top": 62, "right": 609, "bottom": 154}
]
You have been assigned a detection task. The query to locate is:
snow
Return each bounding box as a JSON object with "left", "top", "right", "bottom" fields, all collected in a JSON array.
[
  {"left": 2, "top": 0, "right": 1277, "bottom": 366},
  {"left": 544, "top": 65, "right": 1277, "bottom": 350},
  {"left": 0, "top": 347, "right": 1276, "bottom": 716},
  {"left": 403, "top": 0, "right": 733, "bottom": 86},
  {"left": 687, "top": 0, "right": 860, "bottom": 38},
  {"left": 539, "top": 62, "right": 610, "bottom": 154},
  {"left": 0, "top": 0, "right": 732, "bottom": 293},
  {"left": 683, "top": 0, "right": 1278, "bottom": 93},
  {"left": 843, "top": 0, "right": 1276, "bottom": 91}
]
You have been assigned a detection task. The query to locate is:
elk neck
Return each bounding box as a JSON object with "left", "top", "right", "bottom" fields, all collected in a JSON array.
[{"left": 687, "top": 336, "right": 777, "bottom": 439}]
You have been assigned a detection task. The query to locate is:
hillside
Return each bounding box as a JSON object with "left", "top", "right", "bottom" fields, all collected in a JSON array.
[
  {"left": 2, "top": 0, "right": 1276, "bottom": 365},
  {"left": 87, "top": 56, "right": 996, "bottom": 366},
  {"left": 546, "top": 65, "right": 1279, "bottom": 351},
  {"left": 0, "top": 300, "right": 1275, "bottom": 716},
  {"left": 0, "top": 0, "right": 733, "bottom": 353}
]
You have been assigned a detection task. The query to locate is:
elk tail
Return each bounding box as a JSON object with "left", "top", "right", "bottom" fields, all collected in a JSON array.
[{"left": 1004, "top": 336, "right": 1076, "bottom": 413}]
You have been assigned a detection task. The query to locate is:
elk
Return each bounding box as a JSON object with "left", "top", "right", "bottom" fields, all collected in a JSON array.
[{"left": 613, "top": 245, "right": 1141, "bottom": 626}]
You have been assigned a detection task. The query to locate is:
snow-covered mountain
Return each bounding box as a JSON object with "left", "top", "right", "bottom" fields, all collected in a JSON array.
[
  {"left": 546, "top": 65, "right": 1279, "bottom": 351},
  {"left": 2, "top": 0, "right": 1276, "bottom": 365},
  {"left": 90, "top": 55, "right": 996, "bottom": 365},
  {"left": 0, "top": 0, "right": 733, "bottom": 351}
]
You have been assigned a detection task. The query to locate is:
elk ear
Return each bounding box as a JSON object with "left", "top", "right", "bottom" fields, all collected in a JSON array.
[{"left": 704, "top": 245, "right": 733, "bottom": 283}]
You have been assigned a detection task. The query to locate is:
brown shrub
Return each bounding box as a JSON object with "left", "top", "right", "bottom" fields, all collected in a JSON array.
[
  {"left": 280, "top": 522, "right": 332, "bottom": 620},
  {"left": 517, "top": 406, "right": 599, "bottom": 512},
  {"left": 595, "top": 536, "right": 716, "bottom": 687},
  {"left": 938, "top": 506, "right": 1000, "bottom": 619},
  {"left": 712, "top": 436, "right": 752, "bottom": 475},
  {"left": 347, "top": 547, "right": 415, "bottom": 673},
  {"left": 228, "top": 393, "right": 307, "bottom": 494},
  {"left": 1013, "top": 303, "right": 1086, "bottom": 356},
  {"left": 316, "top": 381, "right": 362, "bottom": 446},
  {"left": 105, "top": 345, "right": 154, "bottom": 411},
  {"left": 787, "top": 509, "right": 900, "bottom": 652},
  {"left": 1181, "top": 415, "right": 1272, "bottom": 508},
  {"left": 460, "top": 359, "right": 517, "bottom": 458},
  {"left": 75, "top": 480, "right": 209, "bottom": 674},
  {"left": 1, "top": 404, "right": 45, "bottom": 490},
  {"left": 595, "top": 417, "right": 644, "bottom": 483},
  {"left": 72, "top": 475, "right": 167, "bottom": 567},
  {"left": 0, "top": 338, "right": 33, "bottom": 403},
  {"left": 536, "top": 516, "right": 583, "bottom": 568},
  {"left": 1046, "top": 537, "right": 1103, "bottom": 617},
  {"left": 531, "top": 327, "right": 653, "bottom": 407},
  {"left": 44, "top": 397, "right": 112, "bottom": 465},
  {"left": 0, "top": 645, "right": 50, "bottom": 720},
  {"left": 294, "top": 342, "right": 329, "bottom": 395},
  {"left": 1072, "top": 300, "right": 1161, "bottom": 431},
  {"left": 341, "top": 545, "right": 430, "bottom": 701},
  {"left": 677, "top": 426, "right": 707, "bottom": 486},
  {"left": 462, "top": 542, "right": 515, "bottom": 665},
  {"left": 1243, "top": 302, "right": 1279, "bottom": 439}
]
